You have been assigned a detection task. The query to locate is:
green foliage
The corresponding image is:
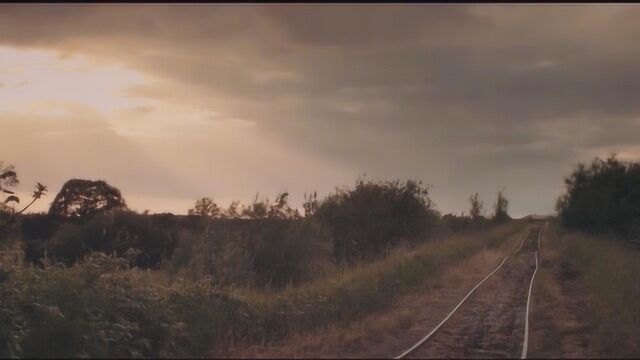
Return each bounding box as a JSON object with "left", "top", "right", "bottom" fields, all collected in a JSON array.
[
  {"left": 168, "top": 218, "right": 325, "bottom": 288},
  {"left": 559, "top": 230, "right": 640, "bottom": 356},
  {"left": 315, "top": 178, "right": 439, "bottom": 264},
  {"left": 251, "top": 218, "right": 319, "bottom": 287},
  {"left": 557, "top": 155, "right": 640, "bottom": 238},
  {"left": 0, "top": 222, "right": 522, "bottom": 358},
  {"left": 31, "top": 210, "right": 177, "bottom": 268}
]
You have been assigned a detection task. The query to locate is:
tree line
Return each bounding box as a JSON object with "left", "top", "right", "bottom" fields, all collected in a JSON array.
[{"left": 1, "top": 160, "right": 515, "bottom": 287}]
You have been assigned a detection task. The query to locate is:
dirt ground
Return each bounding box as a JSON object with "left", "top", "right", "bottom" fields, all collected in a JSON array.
[
  {"left": 528, "top": 225, "right": 592, "bottom": 358},
  {"left": 406, "top": 228, "right": 539, "bottom": 358}
]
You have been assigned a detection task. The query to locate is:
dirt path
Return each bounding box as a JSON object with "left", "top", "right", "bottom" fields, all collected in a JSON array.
[
  {"left": 229, "top": 225, "right": 533, "bottom": 358},
  {"left": 528, "top": 224, "right": 592, "bottom": 358},
  {"left": 406, "top": 227, "right": 539, "bottom": 358}
]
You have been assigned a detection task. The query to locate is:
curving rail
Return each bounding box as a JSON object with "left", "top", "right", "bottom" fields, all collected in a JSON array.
[{"left": 394, "top": 223, "right": 545, "bottom": 359}]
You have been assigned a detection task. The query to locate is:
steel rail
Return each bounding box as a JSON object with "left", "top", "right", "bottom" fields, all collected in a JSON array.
[
  {"left": 521, "top": 222, "right": 545, "bottom": 359},
  {"left": 393, "top": 228, "right": 532, "bottom": 359}
]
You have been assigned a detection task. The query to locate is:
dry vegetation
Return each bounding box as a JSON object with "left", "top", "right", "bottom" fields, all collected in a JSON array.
[
  {"left": 0, "top": 219, "right": 523, "bottom": 358},
  {"left": 1, "top": 166, "right": 522, "bottom": 358},
  {"left": 530, "top": 221, "right": 640, "bottom": 358}
]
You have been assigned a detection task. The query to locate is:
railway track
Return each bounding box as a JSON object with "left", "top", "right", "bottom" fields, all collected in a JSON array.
[{"left": 394, "top": 223, "right": 546, "bottom": 359}]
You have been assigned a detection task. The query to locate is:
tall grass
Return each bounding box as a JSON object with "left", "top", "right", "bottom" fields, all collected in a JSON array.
[
  {"left": 0, "top": 222, "right": 523, "bottom": 358},
  {"left": 560, "top": 230, "right": 640, "bottom": 357}
]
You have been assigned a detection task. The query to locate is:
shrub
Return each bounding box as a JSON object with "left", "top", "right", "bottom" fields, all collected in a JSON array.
[
  {"left": 441, "top": 213, "right": 471, "bottom": 232},
  {"left": 20, "top": 214, "right": 60, "bottom": 264},
  {"left": 314, "top": 178, "right": 440, "bottom": 264},
  {"left": 169, "top": 218, "right": 326, "bottom": 288},
  {"left": 40, "top": 210, "right": 177, "bottom": 268},
  {"left": 250, "top": 218, "right": 321, "bottom": 287},
  {"left": 556, "top": 155, "right": 640, "bottom": 238}
]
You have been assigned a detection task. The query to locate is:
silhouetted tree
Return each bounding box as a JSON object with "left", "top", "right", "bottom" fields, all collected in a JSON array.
[
  {"left": 188, "top": 197, "right": 219, "bottom": 217},
  {"left": 0, "top": 162, "right": 47, "bottom": 222},
  {"left": 267, "top": 192, "right": 299, "bottom": 219},
  {"left": 0, "top": 162, "right": 19, "bottom": 213},
  {"left": 242, "top": 194, "right": 269, "bottom": 219},
  {"left": 223, "top": 201, "right": 241, "bottom": 219},
  {"left": 492, "top": 189, "right": 510, "bottom": 223},
  {"left": 556, "top": 155, "right": 640, "bottom": 238},
  {"left": 49, "top": 179, "right": 126, "bottom": 219},
  {"left": 303, "top": 191, "right": 319, "bottom": 216},
  {"left": 469, "top": 192, "right": 484, "bottom": 220}
]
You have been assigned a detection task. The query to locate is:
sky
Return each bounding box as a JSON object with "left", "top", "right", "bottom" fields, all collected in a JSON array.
[{"left": 2, "top": 4, "right": 640, "bottom": 217}]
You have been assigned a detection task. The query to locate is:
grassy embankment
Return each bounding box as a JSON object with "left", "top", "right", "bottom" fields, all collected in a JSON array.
[
  {"left": 561, "top": 229, "right": 640, "bottom": 356},
  {"left": 0, "top": 221, "right": 524, "bottom": 358},
  {"left": 532, "top": 222, "right": 640, "bottom": 357}
]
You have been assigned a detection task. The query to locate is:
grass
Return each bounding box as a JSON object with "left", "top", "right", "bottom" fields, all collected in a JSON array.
[
  {"left": 0, "top": 221, "right": 524, "bottom": 358},
  {"left": 555, "top": 226, "right": 640, "bottom": 357}
]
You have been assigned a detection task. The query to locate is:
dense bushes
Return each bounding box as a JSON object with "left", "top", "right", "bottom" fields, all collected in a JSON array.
[
  {"left": 167, "top": 218, "right": 327, "bottom": 288},
  {"left": 314, "top": 178, "right": 440, "bottom": 264},
  {"left": 26, "top": 210, "right": 177, "bottom": 268},
  {"left": 556, "top": 156, "right": 640, "bottom": 238},
  {"left": 0, "top": 222, "right": 524, "bottom": 358},
  {"left": 0, "top": 253, "right": 254, "bottom": 358},
  {"left": 250, "top": 218, "right": 326, "bottom": 287}
]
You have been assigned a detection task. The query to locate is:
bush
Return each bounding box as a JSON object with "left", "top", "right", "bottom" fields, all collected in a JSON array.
[
  {"left": 0, "top": 253, "right": 252, "bottom": 358},
  {"left": 556, "top": 155, "right": 640, "bottom": 238},
  {"left": 20, "top": 214, "right": 60, "bottom": 264},
  {"left": 0, "top": 221, "right": 523, "bottom": 358},
  {"left": 314, "top": 178, "right": 440, "bottom": 264},
  {"left": 250, "top": 218, "right": 322, "bottom": 288},
  {"left": 169, "top": 218, "right": 327, "bottom": 288},
  {"left": 38, "top": 210, "right": 177, "bottom": 268},
  {"left": 441, "top": 213, "right": 471, "bottom": 232}
]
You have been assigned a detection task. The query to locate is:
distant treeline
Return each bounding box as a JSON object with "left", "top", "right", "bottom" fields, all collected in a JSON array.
[{"left": 1, "top": 160, "right": 513, "bottom": 288}]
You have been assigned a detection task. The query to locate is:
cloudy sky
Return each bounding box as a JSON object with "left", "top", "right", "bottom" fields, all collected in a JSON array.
[{"left": 2, "top": 4, "right": 639, "bottom": 217}]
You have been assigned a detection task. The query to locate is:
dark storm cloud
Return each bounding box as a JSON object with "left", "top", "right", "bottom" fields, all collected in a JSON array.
[
  {"left": 2, "top": 4, "right": 640, "bottom": 215},
  {"left": 260, "top": 5, "right": 485, "bottom": 47}
]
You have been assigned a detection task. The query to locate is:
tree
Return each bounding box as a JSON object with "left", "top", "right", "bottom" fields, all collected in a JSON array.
[
  {"left": 187, "top": 197, "right": 219, "bottom": 217},
  {"left": 556, "top": 155, "right": 640, "bottom": 237},
  {"left": 0, "top": 162, "right": 19, "bottom": 213},
  {"left": 267, "top": 192, "right": 299, "bottom": 219},
  {"left": 0, "top": 162, "right": 47, "bottom": 217},
  {"left": 223, "top": 201, "right": 241, "bottom": 219},
  {"left": 315, "top": 177, "right": 440, "bottom": 264},
  {"left": 242, "top": 194, "right": 269, "bottom": 219},
  {"left": 303, "top": 191, "right": 319, "bottom": 216},
  {"left": 49, "top": 179, "right": 126, "bottom": 219},
  {"left": 469, "top": 192, "right": 484, "bottom": 220},
  {"left": 492, "top": 189, "right": 510, "bottom": 223}
]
